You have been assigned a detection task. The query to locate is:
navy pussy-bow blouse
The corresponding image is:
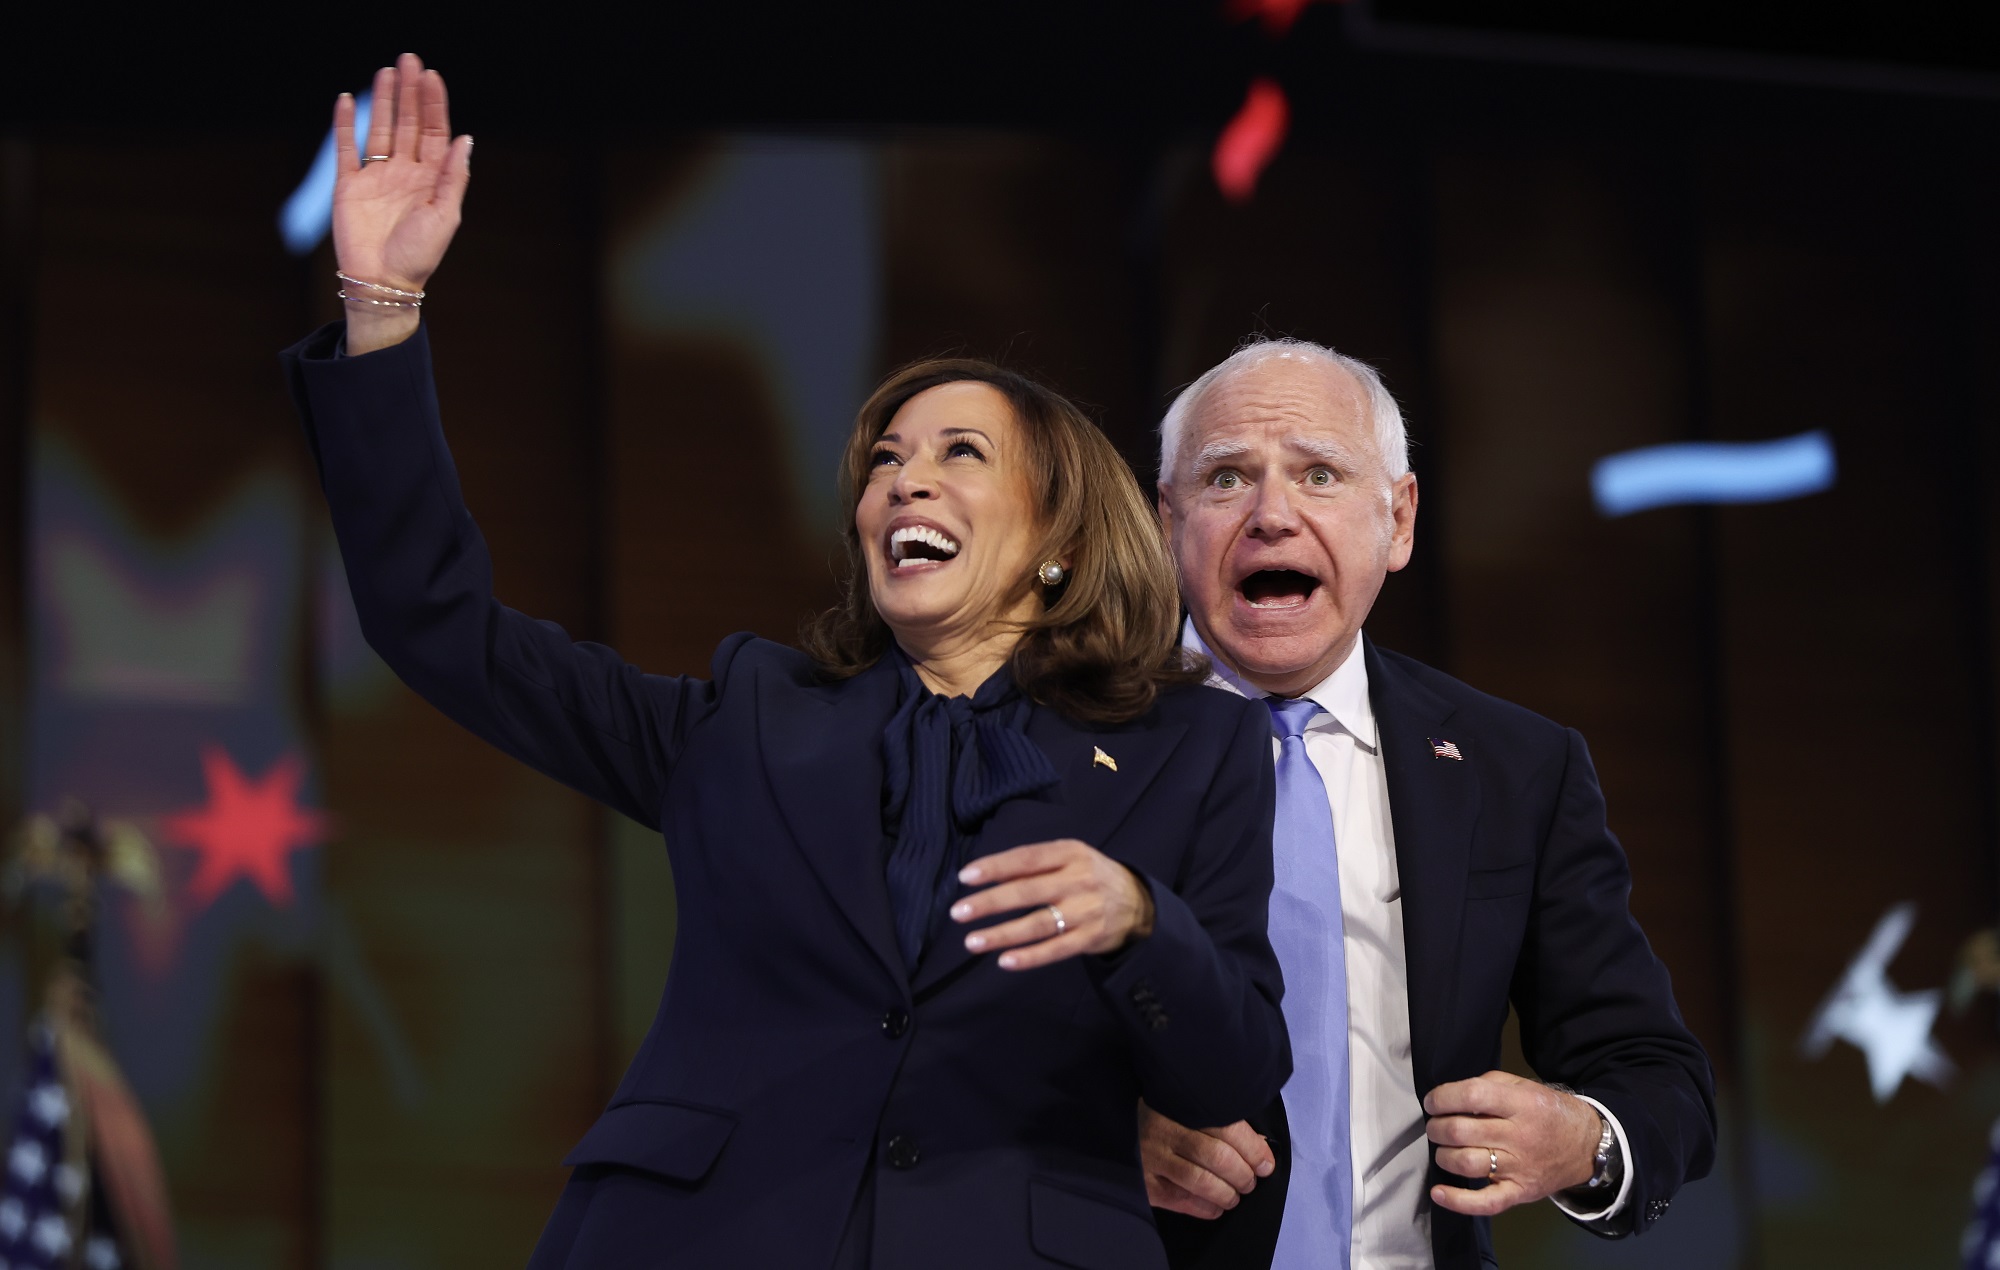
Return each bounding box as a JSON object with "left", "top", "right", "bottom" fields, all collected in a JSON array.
[{"left": 879, "top": 649, "right": 1060, "bottom": 972}]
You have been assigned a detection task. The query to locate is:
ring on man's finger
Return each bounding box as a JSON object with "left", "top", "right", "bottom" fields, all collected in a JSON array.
[
  {"left": 1487, "top": 1148, "right": 1498, "bottom": 1180},
  {"left": 361, "top": 155, "right": 393, "bottom": 165},
  {"left": 1048, "top": 905, "right": 1067, "bottom": 936}
]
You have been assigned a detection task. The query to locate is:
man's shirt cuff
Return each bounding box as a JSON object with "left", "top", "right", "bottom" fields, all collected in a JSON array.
[{"left": 1547, "top": 1095, "right": 1632, "bottom": 1223}]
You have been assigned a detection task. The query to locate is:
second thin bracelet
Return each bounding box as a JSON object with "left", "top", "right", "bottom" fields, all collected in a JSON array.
[{"left": 336, "top": 270, "right": 426, "bottom": 302}]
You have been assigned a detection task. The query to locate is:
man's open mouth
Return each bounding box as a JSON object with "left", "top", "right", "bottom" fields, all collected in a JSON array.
[
  {"left": 890, "top": 525, "right": 961, "bottom": 569},
  {"left": 1238, "top": 569, "right": 1321, "bottom": 609}
]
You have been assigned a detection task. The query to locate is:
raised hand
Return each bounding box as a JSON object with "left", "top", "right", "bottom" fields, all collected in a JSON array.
[
  {"left": 949, "top": 839, "right": 1156, "bottom": 970},
  {"left": 330, "top": 53, "right": 472, "bottom": 353}
]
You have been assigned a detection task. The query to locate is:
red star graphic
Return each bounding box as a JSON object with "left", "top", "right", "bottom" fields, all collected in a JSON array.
[{"left": 161, "top": 746, "right": 331, "bottom": 908}]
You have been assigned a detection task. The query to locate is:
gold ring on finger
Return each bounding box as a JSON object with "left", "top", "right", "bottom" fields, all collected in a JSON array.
[
  {"left": 1048, "top": 905, "right": 1067, "bottom": 936},
  {"left": 1487, "top": 1148, "right": 1498, "bottom": 1181},
  {"left": 361, "top": 155, "right": 393, "bottom": 165}
]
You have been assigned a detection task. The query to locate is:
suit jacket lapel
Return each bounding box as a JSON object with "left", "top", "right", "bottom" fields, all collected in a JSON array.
[
  {"left": 761, "top": 655, "right": 907, "bottom": 994},
  {"left": 1367, "top": 638, "right": 1480, "bottom": 1094},
  {"left": 910, "top": 710, "right": 1189, "bottom": 999}
]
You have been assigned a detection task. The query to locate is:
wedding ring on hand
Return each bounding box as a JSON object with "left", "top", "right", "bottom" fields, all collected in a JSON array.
[
  {"left": 1047, "top": 905, "right": 1067, "bottom": 936},
  {"left": 361, "top": 155, "right": 393, "bottom": 165},
  {"left": 1487, "top": 1149, "right": 1499, "bottom": 1180}
]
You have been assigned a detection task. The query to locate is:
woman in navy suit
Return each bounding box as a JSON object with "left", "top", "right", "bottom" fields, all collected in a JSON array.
[{"left": 288, "top": 56, "right": 1287, "bottom": 1270}]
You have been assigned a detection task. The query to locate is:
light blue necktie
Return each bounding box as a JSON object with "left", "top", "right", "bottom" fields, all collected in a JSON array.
[{"left": 1264, "top": 697, "right": 1353, "bottom": 1270}]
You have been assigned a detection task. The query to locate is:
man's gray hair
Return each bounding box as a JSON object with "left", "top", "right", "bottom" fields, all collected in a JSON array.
[{"left": 1157, "top": 337, "right": 1410, "bottom": 486}]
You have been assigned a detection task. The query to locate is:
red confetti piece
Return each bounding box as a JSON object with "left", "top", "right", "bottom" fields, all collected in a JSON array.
[{"left": 1213, "top": 78, "right": 1290, "bottom": 204}]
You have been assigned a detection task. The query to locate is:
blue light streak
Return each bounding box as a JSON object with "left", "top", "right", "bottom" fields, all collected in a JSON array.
[
  {"left": 278, "top": 93, "right": 372, "bottom": 256},
  {"left": 1591, "top": 430, "right": 1836, "bottom": 517}
]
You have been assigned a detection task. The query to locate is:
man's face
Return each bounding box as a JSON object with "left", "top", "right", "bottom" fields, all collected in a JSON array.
[{"left": 1159, "top": 357, "right": 1418, "bottom": 699}]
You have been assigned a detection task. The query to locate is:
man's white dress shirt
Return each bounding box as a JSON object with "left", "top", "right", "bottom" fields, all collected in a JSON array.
[{"left": 1186, "top": 623, "right": 1631, "bottom": 1267}]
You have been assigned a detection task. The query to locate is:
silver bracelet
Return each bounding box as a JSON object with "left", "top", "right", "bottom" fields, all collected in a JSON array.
[
  {"left": 337, "top": 289, "right": 422, "bottom": 309},
  {"left": 335, "top": 270, "right": 426, "bottom": 301}
]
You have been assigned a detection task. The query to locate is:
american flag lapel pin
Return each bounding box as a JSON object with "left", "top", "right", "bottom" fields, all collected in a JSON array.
[
  {"left": 1093, "top": 746, "right": 1118, "bottom": 772},
  {"left": 1428, "top": 736, "right": 1464, "bottom": 761}
]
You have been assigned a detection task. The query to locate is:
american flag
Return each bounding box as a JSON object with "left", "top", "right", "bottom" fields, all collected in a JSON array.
[
  {"left": 1429, "top": 737, "right": 1464, "bottom": 761},
  {"left": 1964, "top": 1116, "right": 2000, "bottom": 1269},
  {"left": 0, "top": 1025, "right": 125, "bottom": 1270}
]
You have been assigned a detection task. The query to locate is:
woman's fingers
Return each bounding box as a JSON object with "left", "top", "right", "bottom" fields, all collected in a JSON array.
[
  {"left": 994, "top": 929, "right": 1093, "bottom": 971},
  {"left": 332, "top": 93, "right": 358, "bottom": 174},
  {"left": 393, "top": 52, "right": 424, "bottom": 159},
  {"left": 433, "top": 134, "right": 473, "bottom": 219},
  {"left": 958, "top": 839, "right": 1078, "bottom": 887},
  {"left": 953, "top": 839, "right": 1152, "bottom": 966},
  {"left": 419, "top": 69, "right": 453, "bottom": 165},
  {"left": 364, "top": 65, "right": 396, "bottom": 160},
  {"left": 950, "top": 872, "right": 1068, "bottom": 925},
  {"left": 965, "top": 897, "right": 1085, "bottom": 954}
]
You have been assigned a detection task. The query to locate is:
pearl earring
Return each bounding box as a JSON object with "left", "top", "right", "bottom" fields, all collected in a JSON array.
[{"left": 1037, "top": 561, "right": 1066, "bottom": 587}]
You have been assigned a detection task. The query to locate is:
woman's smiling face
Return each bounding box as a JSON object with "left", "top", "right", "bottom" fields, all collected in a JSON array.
[{"left": 857, "top": 381, "right": 1045, "bottom": 657}]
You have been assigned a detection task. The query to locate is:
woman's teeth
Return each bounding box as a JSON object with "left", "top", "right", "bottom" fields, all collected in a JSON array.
[{"left": 890, "top": 525, "right": 961, "bottom": 567}]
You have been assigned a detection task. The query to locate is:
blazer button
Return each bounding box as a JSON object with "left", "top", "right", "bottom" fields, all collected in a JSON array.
[
  {"left": 881, "top": 1010, "right": 910, "bottom": 1039},
  {"left": 886, "top": 1134, "right": 921, "bottom": 1170}
]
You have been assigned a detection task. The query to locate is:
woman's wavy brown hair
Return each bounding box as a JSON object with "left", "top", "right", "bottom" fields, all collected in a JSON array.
[{"left": 802, "top": 357, "right": 1202, "bottom": 724}]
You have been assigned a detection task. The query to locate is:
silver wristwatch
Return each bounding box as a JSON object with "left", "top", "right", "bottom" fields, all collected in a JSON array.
[
  {"left": 1581, "top": 1110, "right": 1619, "bottom": 1190},
  {"left": 1547, "top": 1083, "right": 1623, "bottom": 1194}
]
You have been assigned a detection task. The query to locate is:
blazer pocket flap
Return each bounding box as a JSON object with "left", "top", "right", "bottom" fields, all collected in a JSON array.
[
  {"left": 1465, "top": 860, "right": 1534, "bottom": 900},
  {"left": 1028, "top": 1180, "right": 1166, "bottom": 1270},
  {"left": 561, "top": 1099, "right": 737, "bottom": 1183}
]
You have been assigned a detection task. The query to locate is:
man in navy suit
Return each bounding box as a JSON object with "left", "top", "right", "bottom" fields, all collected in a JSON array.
[{"left": 1140, "top": 339, "right": 1716, "bottom": 1270}]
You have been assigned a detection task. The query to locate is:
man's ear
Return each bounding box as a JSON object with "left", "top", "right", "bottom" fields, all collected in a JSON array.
[
  {"left": 1156, "top": 484, "right": 1175, "bottom": 536},
  {"left": 1386, "top": 472, "right": 1419, "bottom": 573}
]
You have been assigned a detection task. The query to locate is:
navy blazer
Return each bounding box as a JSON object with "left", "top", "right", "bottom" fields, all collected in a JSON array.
[
  {"left": 1159, "top": 642, "right": 1717, "bottom": 1270},
  {"left": 283, "top": 324, "right": 1291, "bottom": 1270}
]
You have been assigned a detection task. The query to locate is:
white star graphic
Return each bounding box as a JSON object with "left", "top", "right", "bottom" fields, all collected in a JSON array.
[
  {"left": 0, "top": 1196, "right": 25, "bottom": 1239},
  {"left": 6, "top": 1139, "right": 45, "bottom": 1186},
  {"left": 84, "top": 1234, "right": 122, "bottom": 1270},
  {"left": 53, "top": 1162, "right": 85, "bottom": 1203},
  {"left": 1801, "top": 902, "right": 1955, "bottom": 1102},
  {"left": 27, "top": 1082, "right": 68, "bottom": 1128}
]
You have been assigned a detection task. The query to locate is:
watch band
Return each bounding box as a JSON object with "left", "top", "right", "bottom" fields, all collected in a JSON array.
[{"left": 1583, "top": 1110, "right": 1618, "bottom": 1189}]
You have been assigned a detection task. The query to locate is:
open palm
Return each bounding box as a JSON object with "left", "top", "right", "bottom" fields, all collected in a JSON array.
[{"left": 331, "top": 53, "right": 471, "bottom": 293}]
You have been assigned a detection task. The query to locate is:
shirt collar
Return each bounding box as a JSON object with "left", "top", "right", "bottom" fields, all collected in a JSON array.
[{"left": 1182, "top": 618, "right": 1379, "bottom": 751}]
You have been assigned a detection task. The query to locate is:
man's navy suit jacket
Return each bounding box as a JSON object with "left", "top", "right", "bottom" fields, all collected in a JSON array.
[
  {"left": 1158, "top": 642, "right": 1717, "bottom": 1270},
  {"left": 283, "top": 324, "right": 1292, "bottom": 1270}
]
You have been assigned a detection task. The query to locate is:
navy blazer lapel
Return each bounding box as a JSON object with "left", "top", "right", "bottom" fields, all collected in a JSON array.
[
  {"left": 1367, "top": 638, "right": 1480, "bottom": 1094},
  {"left": 761, "top": 656, "right": 907, "bottom": 994},
  {"left": 910, "top": 709, "right": 1189, "bottom": 999}
]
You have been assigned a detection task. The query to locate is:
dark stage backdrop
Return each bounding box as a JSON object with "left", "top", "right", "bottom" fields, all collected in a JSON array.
[{"left": 0, "top": 58, "right": 1997, "bottom": 1270}]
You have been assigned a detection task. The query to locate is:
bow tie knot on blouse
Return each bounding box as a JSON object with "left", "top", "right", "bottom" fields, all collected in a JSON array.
[{"left": 880, "top": 654, "right": 1060, "bottom": 970}]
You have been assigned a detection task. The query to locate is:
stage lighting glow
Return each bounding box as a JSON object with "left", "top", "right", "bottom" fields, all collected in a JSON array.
[
  {"left": 1213, "top": 78, "right": 1289, "bottom": 204},
  {"left": 279, "top": 93, "right": 372, "bottom": 255},
  {"left": 1591, "top": 429, "right": 1835, "bottom": 517}
]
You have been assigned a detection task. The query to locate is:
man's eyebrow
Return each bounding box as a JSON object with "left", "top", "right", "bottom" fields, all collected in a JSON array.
[
  {"left": 1191, "top": 439, "right": 1251, "bottom": 468},
  {"left": 1288, "top": 435, "right": 1356, "bottom": 463}
]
